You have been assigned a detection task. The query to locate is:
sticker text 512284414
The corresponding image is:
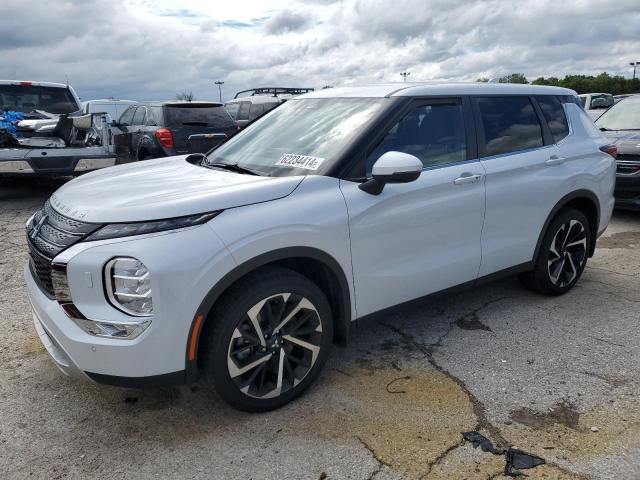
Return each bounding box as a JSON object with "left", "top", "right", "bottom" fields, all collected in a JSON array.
[{"left": 275, "top": 154, "right": 325, "bottom": 171}]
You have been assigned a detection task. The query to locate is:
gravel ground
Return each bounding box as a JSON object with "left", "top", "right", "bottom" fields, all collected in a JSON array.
[{"left": 1, "top": 177, "right": 639, "bottom": 480}]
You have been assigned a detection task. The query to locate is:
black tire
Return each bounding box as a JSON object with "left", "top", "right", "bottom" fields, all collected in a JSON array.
[
  {"left": 201, "top": 267, "right": 333, "bottom": 412},
  {"left": 137, "top": 151, "right": 153, "bottom": 161},
  {"left": 519, "top": 208, "right": 591, "bottom": 295}
]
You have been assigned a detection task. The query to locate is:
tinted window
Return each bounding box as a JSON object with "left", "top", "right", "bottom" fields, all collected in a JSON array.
[
  {"left": 476, "top": 96, "right": 543, "bottom": 157},
  {"left": 225, "top": 102, "right": 240, "bottom": 120},
  {"left": 164, "top": 104, "right": 235, "bottom": 128},
  {"left": 119, "top": 106, "right": 135, "bottom": 125},
  {"left": 249, "top": 103, "right": 264, "bottom": 121},
  {"left": 0, "top": 85, "right": 79, "bottom": 114},
  {"left": 579, "top": 96, "right": 587, "bottom": 107},
  {"left": 536, "top": 95, "right": 570, "bottom": 143},
  {"left": 367, "top": 102, "right": 466, "bottom": 174},
  {"left": 132, "top": 106, "right": 146, "bottom": 125},
  {"left": 238, "top": 102, "right": 251, "bottom": 121},
  {"left": 147, "top": 106, "right": 162, "bottom": 125},
  {"left": 590, "top": 94, "right": 614, "bottom": 109}
]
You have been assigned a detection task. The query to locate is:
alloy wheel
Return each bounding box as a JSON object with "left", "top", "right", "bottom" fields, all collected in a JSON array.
[
  {"left": 547, "top": 219, "right": 587, "bottom": 287},
  {"left": 226, "top": 293, "right": 323, "bottom": 399}
]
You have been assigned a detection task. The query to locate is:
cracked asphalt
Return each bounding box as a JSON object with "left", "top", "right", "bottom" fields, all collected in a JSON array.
[{"left": 1, "top": 177, "right": 639, "bottom": 479}]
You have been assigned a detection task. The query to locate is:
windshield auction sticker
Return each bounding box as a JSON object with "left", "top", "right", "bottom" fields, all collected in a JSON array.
[{"left": 275, "top": 154, "right": 325, "bottom": 171}]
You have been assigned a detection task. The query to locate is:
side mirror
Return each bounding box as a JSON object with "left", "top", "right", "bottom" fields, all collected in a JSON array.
[
  {"left": 358, "top": 151, "right": 422, "bottom": 195},
  {"left": 111, "top": 120, "right": 119, "bottom": 127}
]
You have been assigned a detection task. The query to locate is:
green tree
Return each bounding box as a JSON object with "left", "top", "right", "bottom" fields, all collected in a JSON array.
[
  {"left": 500, "top": 73, "right": 528, "bottom": 84},
  {"left": 176, "top": 91, "right": 195, "bottom": 102}
]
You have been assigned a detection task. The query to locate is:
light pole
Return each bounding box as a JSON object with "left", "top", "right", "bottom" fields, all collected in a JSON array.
[
  {"left": 400, "top": 72, "right": 410, "bottom": 82},
  {"left": 630, "top": 62, "right": 640, "bottom": 80},
  {"left": 214, "top": 81, "right": 224, "bottom": 102}
]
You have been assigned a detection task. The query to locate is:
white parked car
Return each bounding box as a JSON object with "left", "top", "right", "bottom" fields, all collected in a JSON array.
[
  {"left": 225, "top": 87, "right": 314, "bottom": 128},
  {"left": 578, "top": 93, "right": 614, "bottom": 120},
  {"left": 81, "top": 98, "right": 137, "bottom": 123},
  {"left": 25, "top": 83, "right": 616, "bottom": 411}
]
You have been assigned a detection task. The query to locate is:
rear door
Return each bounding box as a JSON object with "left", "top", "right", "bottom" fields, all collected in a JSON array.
[
  {"left": 163, "top": 104, "right": 237, "bottom": 154},
  {"left": 113, "top": 106, "right": 136, "bottom": 163},
  {"left": 474, "top": 95, "right": 569, "bottom": 276},
  {"left": 341, "top": 97, "right": 486, "bottom": 316}
]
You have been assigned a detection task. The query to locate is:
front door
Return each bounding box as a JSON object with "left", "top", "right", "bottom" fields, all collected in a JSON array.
[{"left": 340, "top": 98, "right": 486, "bottom": 317}]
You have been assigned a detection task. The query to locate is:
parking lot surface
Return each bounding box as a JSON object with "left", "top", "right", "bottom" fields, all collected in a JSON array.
[{"left": 1, "top": 178, "right": 639, "bottom": 479}]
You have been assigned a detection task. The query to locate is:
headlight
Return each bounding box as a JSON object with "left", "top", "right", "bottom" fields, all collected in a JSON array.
[
  {"left": 104, "top": 257, "right": 153, "bottom": 317},
  {"left": 85, "top": 212, "right": 220, "bottom": 241}
]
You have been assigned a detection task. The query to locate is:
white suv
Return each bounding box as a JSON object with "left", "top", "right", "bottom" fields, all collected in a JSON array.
[{"left": 25, "top": 83, "right": 616, "bottom": 411}]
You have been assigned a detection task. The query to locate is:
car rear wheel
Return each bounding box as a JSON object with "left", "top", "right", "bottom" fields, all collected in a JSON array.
[
  {"left": 202, "top": 267, "right": 333, "bottom": 412},
  {"left": 519, "top": 208, "right": 591, "bottom": 295}
]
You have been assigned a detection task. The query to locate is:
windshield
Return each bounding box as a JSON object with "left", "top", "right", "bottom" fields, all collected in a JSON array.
[
  {"left": 207, "top": 98, "right": 387, "bottom": 176},
  {"left": 595, "top": 96, "right": 640, "bottom": 130},
  {"left": 0, "top": 85, "right": 79, "bottom": 114}
]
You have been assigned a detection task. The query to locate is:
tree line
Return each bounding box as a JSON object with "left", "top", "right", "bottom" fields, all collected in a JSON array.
[{"left": 476, "top": 72, "right": 640, "bottom": 96}]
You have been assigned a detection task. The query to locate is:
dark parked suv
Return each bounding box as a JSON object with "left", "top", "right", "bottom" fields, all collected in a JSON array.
[{"left": 113, "top": 101, "right": 237, "bottom": 163}]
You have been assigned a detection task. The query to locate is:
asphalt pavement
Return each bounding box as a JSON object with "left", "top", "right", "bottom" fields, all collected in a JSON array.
[{"left": 1, "top": 177, "right": 639, "bottom": 479}]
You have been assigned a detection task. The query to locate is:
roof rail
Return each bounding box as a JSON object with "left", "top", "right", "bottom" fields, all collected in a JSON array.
[{"left": 233, "top": 87, "right": 315, "bottom": 99}]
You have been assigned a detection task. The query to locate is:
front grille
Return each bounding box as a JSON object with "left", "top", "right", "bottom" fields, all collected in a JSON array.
[
  {"left": 26, "top": 199, "right": 100, "bottom": 297},
  {"left": 28, "top": 243, "right": 55, "bottom": 297},
  {"left": 616, "top": 155, "right": 640, "bottom": 175}
]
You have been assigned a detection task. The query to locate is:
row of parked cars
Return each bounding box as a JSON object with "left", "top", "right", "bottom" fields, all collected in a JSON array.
[{"left": 0, "top": 81, "right": 310, "bottom": 175}]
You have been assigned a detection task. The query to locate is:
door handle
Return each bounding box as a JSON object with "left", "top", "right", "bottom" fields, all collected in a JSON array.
[
  {"left": 545, "top": 155, "right": 566, "bottom": 166},
  {"left": 454, "top": 173, "right": 482, "bottom": 185}
]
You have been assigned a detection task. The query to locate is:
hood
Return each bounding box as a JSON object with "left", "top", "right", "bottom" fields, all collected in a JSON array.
[
  {"left": 601, "top": 131, "right": 640, "bottom": 155},
  {"left": 51, "top": 156, "right": 304, "bottom": 223}
]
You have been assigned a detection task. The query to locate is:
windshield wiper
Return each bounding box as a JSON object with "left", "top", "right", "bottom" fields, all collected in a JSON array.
[
  {"left": 207, "top": 162, "right": 262, "bottom": 176},
  {"left": 600, "top": 127, "right": 640, "bottom": 131}
]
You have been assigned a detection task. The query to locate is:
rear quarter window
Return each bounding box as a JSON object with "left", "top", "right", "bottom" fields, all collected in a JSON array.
[
  {"left": 536, "top": 95, "right": 570, "bottom": 143},
  {"left": 476, "top": 96, "right": 543, "bottom": 157},
  {"left": 164, "top": 105, "right": 236, "bottom": 128}
]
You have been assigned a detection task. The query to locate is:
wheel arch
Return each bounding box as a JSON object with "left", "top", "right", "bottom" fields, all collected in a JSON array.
[
  {"left": 533, "top": 189, "right": 600, "bottom": 262},
  {"left": 184, "top": 247, "right": 352, "bottom": 382}
]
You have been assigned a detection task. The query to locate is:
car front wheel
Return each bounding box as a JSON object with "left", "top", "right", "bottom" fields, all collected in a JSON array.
[
  {"left": 519, "top": 208, "right": 591, "bottom": 295},
  {"left": 202, "top": 267, "right": 333, "bottom": 412}
]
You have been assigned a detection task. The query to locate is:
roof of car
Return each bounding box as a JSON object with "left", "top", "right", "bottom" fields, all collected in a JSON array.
[
  {"left": 226, "top": 95, "right": 284, "bottom": 105},
  {"left": 82, "top": 99, "right": 137, "bottom": 104},
  {"left": 142, "top": 101, "right": 223, "bottom": 107},
  {"left": 0, "top": 80, "right": 69, "bottom": 88},
  {"left": 300, "top": 83, "right": 577, "bottom": 99}
]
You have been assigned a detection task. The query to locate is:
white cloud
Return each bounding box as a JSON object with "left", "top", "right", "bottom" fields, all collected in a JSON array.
[{"left": 1, "top": 0, "right": 639, "bottom": 102}]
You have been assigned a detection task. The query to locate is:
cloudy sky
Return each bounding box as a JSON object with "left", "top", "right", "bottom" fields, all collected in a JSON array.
[{"left": 1, "top": 0, "right": 639, "bottom": 102}]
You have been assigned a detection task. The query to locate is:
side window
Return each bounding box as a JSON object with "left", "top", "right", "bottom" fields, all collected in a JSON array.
[
  {"left": 366, "top": 102, "right": 467, "bottom": 174},
  {"left": 249, "top": 103, "right": 264, "bottom": 121},
  {"left": 579, "top": 96, "right": 587, "bottom": 107},
  {"left": 119, "top": 106, "right": 135, "bottom": 126},
  {"left": 536, "top": 95, "right": 570, "bottom": 143},
  {"left": 148, "top": 106, "right": 163, "bottom": 126},
  {"left": 132, "top": 106, "right": 146, "bottom": 126},
  {"left": 238, "top": 101, "right": 251, "bottom": 121},
  {"left": 225, "top": 102, "right": 240, "bottom": 120},
  {"left": 476, "top": 96, "right": 543, "bottom": 157}
]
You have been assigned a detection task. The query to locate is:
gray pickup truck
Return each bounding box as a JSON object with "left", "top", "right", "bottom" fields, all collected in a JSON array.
[{"left": 0, "top": 80, "right": 117, "bottom": 177}]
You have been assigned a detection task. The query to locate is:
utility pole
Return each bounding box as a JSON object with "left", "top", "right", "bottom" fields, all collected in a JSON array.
[
  {"left": 630, "top": 62, "right": 640, "bottom": 80},
  {"left": 214, "top": 81, "right": 224, "bottom": 102},
  {"left": 400, "top": 72, "right": 410, "bottom": 82}
]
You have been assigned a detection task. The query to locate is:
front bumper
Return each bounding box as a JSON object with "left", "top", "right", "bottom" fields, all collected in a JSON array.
[
  {"left": 23, "top": 222, "right": 237, "bottom": 386},
  {"left": 614, "top": 172, "right": 640, "bottom": 211},
  {"left": 0, "top": 154, "right": 115, "bottom": 176},
  {"left": 25, "top": 263, "right": 182, "bottom": 384}
]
